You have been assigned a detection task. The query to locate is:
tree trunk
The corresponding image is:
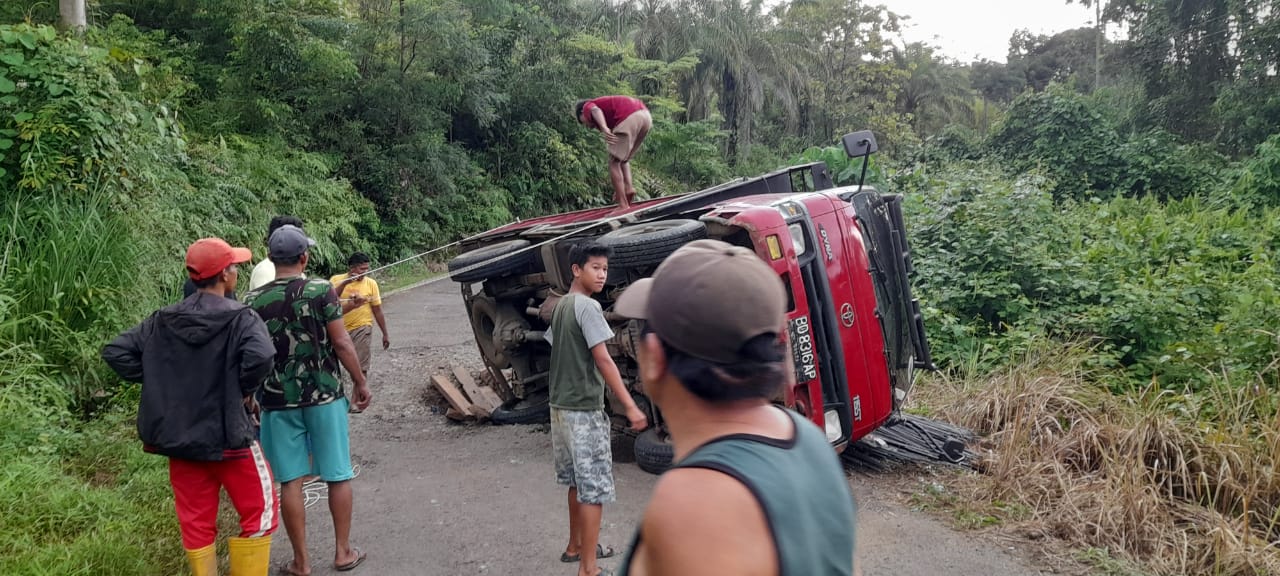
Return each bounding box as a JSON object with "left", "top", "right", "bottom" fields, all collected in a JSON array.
[
  {"left": 722, "top": 68, "right": 739, "bottom": 164},
  {"left": 1093, "top": 0, "right": 1103, "bottom": 92},
  {"left": 59, "top": 0, "right": 87, "bottom": 34}
]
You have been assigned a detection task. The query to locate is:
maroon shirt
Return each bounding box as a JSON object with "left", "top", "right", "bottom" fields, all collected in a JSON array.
[{"left": 581, "top": 96, "right": 646, "bottom": 129}]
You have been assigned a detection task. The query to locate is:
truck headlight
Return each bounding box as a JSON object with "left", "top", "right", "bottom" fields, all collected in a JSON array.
[
  {"left": 824, "top": 409, "right": 842, "bottom": 443},
  {"left": 789, "top": 223, "right": 806, "bottom": 256}
]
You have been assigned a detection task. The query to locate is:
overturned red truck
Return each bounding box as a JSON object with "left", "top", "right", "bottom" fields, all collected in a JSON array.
[{"left": 446, "top": 131, "right": 935, "bottom": 473}]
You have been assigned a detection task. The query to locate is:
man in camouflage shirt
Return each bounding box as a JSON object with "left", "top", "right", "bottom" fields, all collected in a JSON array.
[{"left": 244, "top": 225, "right": 372, "bottom": 575}]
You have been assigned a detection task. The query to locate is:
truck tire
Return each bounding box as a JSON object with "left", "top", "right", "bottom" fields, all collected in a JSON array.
[
  {"left": 634, "top": 428, "right": 675, "bottom": 474},
  {"left": 448, "top": 239, "right": 537, "bottom": 283},
  {"left": 598, "top": 220, "right": 706, "bottom": 268},
  {"left": 490, "top": 392, "right": 551, "bottom": 425}
]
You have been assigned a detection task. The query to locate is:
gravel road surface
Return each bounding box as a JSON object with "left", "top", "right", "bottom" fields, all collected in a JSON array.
[{"left": 267, "top": 280, "right": 1052, "bottom": 576}]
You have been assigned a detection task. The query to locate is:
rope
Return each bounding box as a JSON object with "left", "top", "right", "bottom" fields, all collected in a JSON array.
[{"left": 356, "top": 208, "right": 643, "bottom": 293}]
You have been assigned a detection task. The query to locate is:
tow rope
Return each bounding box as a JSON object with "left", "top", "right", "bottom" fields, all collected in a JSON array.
[{"left": 353, "top": 209, "right": 643, "bottom": 295}]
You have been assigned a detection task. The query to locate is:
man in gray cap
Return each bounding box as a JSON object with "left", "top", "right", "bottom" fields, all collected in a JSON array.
[
  {"left": 244, "top": 224, "right": 372, "bottom": 575},
  {"left": 610, "top": 239, "right": 860, "bottom": 576}
]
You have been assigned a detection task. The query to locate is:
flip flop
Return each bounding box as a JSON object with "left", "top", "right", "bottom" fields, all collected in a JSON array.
[
  {"left": 274, "top": 560, "right": 308, "bottom": 576},
  {"left": 560, "top": 544, "right": 616, "bottom": 563},
  {"left": 335, "top": 547, "right": 367, "bottom": 572}
]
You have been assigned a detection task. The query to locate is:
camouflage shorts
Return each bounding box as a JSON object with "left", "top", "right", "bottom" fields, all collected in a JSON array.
[{"left": 550, "top": 408, "right": 615, "bottom": 504}]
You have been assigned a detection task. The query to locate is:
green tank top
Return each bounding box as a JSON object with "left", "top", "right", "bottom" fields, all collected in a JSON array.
[{"left": 616, "top": 408, "right": 857, "bottom": 576}]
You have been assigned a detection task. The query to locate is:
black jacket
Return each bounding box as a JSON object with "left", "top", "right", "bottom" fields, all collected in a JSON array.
[{"left": 102, "top": 292, "right": 275, "bottom": 461}]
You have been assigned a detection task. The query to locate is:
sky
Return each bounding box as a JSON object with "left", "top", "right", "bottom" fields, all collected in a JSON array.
[{"left": 877, "top": 0, "right": 1098, "bottom": 62}]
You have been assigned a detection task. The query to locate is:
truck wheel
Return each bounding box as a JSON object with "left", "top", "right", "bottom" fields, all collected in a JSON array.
[
  {"left": 598, "top": 220, "right": 706, "bottom": 268},
  {"left": 490, "top": 392, "right": 551, "bottom": 425},
  {"left": 634, "top": 428, "right": 675, "bottom": 474},
  {"left": 448, "top": 239, "right": 537, "bottom": 283}
]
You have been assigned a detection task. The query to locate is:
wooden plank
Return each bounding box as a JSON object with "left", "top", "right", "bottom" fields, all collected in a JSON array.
[
  {"left": 431, "top": 374, "right": 474, "bottom": 416},
  {"left": 453, "top": 367, "right": 503, "bottom": 411},
  {"left": 444, "top": 407, "right": 468, "bottom": 422},
  {"left": 467, "top": 403, "right": 491, "bottom": 419}
]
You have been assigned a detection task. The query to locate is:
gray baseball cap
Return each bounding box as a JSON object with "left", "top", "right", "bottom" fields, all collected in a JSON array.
[
  {"left": 614, "top": 238, "right": 786, "bottom": 363},
  {"left": 268, "top": 224, "right": 316, "bottom": 260}
]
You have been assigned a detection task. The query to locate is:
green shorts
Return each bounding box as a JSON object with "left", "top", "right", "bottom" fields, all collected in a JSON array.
[{"left": 260, "top": 398, "right": 353, "bottom": 483}]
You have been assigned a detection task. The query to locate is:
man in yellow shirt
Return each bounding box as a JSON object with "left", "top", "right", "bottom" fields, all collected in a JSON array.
[{"left": 330, "top": 252, "right": 389, "bottom": 414}]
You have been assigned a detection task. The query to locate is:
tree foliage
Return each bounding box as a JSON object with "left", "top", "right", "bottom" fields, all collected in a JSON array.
[{"left": 1, "top": 2, "right": 1279, "bottom": 574}]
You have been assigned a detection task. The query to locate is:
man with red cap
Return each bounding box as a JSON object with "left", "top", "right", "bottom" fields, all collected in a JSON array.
[{"left": 102, "top": 238, "right": 279, "bottom": 576}]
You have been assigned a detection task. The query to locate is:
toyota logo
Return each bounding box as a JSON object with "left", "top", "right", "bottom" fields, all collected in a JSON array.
[{"left": 840, "top": 303, "right": 855, "bottom": 327}]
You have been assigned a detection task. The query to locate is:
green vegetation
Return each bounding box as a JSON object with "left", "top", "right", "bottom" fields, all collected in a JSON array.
[{"left": 1, "top": 0, "right": 1278, "bottom": 574}]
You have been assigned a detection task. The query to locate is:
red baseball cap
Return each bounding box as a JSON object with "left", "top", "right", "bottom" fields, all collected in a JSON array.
[{"left": 186, "top": 238, "right": 253, "bottom": 281}]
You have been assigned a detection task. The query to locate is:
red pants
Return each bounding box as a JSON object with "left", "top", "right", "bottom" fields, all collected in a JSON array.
[{"left": 169, "top": 442, "right": 279, "bottom": 549}]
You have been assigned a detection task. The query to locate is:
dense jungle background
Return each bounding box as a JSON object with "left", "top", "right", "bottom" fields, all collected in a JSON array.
[{"left": 3, "top": 1, "right": 1279, "bottom": 574}]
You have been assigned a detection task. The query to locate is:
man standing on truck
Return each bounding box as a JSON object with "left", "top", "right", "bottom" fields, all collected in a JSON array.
[
  {"left": 245, "top": 225, "right": 373, "bottom": 575},
  {"left": 329, "top": 251, "right": 390, "bottom": 414},
  {"left": 575, "top": 95, "right": 652, "bottom": 209},
  {"left": 102, "top": 237, "right": 278, "bottom": 576},
  {"left": 546, "top": 241, "right": 648, "bottom": 576},
  {"left": 611, "top": 239, "right": 861, "bottom": 576}
]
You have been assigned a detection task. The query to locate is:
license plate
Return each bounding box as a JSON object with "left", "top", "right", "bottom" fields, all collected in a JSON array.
[{"left": 788, "top": 316, "right": 818, "bottom": 383}]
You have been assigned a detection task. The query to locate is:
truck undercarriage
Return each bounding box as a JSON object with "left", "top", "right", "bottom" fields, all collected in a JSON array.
[{"left": 446, "top": 131, "right": 934, "bottom": 473}]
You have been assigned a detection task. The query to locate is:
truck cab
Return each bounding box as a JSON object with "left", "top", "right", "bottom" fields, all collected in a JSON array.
[{"left": 447, "top": 131, "right": 934, "bottom": 472}]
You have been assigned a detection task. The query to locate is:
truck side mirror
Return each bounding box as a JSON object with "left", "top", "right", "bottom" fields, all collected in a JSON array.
[{"left": 841, "top": 130, "right": 878, "bottom": 159}]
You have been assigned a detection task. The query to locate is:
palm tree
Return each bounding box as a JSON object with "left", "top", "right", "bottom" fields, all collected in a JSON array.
[
  {"left": 892, "top": 42, "right": 976, "bottom": 136},
  {"left": 599, "top": 0, "right": 808, "bottom": 162}
]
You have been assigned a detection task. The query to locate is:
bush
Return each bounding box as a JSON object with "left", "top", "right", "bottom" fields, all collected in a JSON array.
[
  {"left": 903, "top": 162, "right": 1280, "bottom": 390},
  {"left": 639, "top": 114, "right": 730, "bottom": 190},
  {"left": 1061, "top": 195, "right": 1280, "bottom": 387},
  {"left": 1116, "top": 130, "right": 1227, "bottom": 200},
  {"left": 985, "top": 85, "right": 1230, "bottom": 203},
  {"left": 902, "top": 165, "right": 1077, "bottom": 333},
  {"left": 988, "top": 84, "right": 1127, "bottom": 200},
  {"left": 922, "top": 124, "right": 985, "bottom": 163},
  {"left": 1233, "top": 133, "right": 1280, "bottom": 205}
]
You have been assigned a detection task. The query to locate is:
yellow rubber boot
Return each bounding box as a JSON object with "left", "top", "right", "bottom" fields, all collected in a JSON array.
[
  {"left": 185, "top": 544, "right": 217, "bottom": 576},
  {"left": 228, "top": 535, "right": 273, "bottom": 576}
]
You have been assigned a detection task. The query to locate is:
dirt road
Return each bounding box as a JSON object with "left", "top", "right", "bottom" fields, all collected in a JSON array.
[{"left": 268, "top": 280, "right": 1050, "bottom": 575}]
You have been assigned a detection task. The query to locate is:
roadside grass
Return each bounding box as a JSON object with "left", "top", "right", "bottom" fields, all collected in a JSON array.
[
  {"left": 1077, "top": 547, "right": 1154, "bottom": 576},
  {"left": 908, "top": 339, "right": 1280, "bottom": 576},
  {"left": 0, "top": 387, "right": 183, "bottom": 576},
  {"left": 0, "top": 189, "right": 190, "bottom": 575}
]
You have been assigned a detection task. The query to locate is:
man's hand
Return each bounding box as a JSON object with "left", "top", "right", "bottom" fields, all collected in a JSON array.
[
  {"left": 243, "top": 395, "right": 260, "bottom": 424},
  {"left": 382, "top": 335, "right": 390, "bottom": 350},
  {"left": 350, "top": 293, "right": 367, "bottom": 306},
  {"left": 351, "top": 382, "right": 373, "bottom": 411},
  {"left": 602, "top": 130, "right": 619, "bottom": 145},
  {"left": 626, "top": 404, "right": 649, "bottom": 431}
]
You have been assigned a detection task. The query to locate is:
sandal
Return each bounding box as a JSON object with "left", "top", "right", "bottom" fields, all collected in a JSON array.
[
  {"left": 560, "top": 544, "right": 617, "bottom": 563},
  {"left": 335, "top": 547, "right": 367, "bottom": 572}
]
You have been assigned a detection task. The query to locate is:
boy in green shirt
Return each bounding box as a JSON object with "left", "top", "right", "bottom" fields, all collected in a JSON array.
[{"left": 545, "top": 242, "right": 647, "bottom": 576}]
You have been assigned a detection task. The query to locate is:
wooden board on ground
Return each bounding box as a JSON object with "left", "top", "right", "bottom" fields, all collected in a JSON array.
[
  {"left": 431, "top": 374, "right": 474, "bottom": 417},
  {"left": 453, "top": 366, "right": 503, "bottom": 412}
]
